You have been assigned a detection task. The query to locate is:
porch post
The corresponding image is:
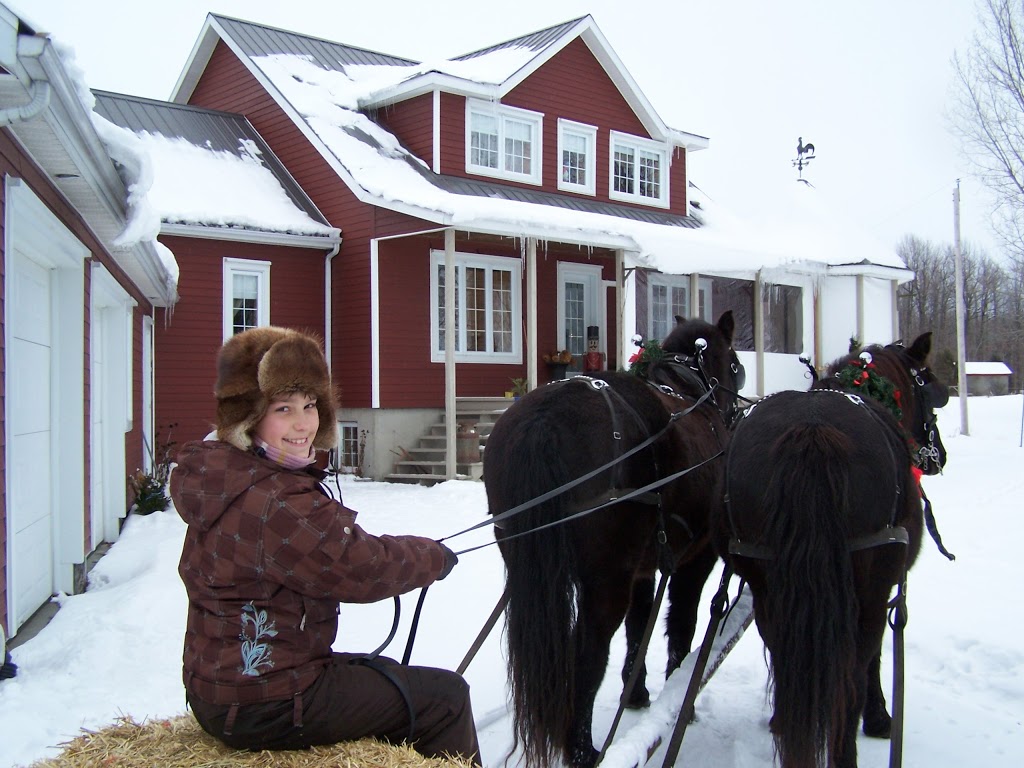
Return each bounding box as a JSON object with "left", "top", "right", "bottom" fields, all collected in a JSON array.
[
  {"left": 891, "top": 278, "right": 900, "bottom": 342},
  {"left": 689, "top": 273, "right": 699, "bottom": 318},
  {"left": 527, "top": 237, "right": 538, "bottom": 391},
  {"left": 616, "top": 250, "right": 625, "bottom": 370},
  {"left": 856, "top": 273, "right": 865, "bottom": 344},
  {"left": 814, "top": 276, "right": 824, "bottom": 374},
  {"left": 445, "top": 228, "right": 457, "bottom": 479},
  {"left": 754, "top": 270, "right": 765, "bottom": 396}
]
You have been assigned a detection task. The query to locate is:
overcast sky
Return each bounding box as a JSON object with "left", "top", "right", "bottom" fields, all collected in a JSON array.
[{"left": 19, "top": 0, "right": 996, "bottom": 257}]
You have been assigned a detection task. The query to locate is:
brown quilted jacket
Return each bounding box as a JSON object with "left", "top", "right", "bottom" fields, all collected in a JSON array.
[{"left": 170, "top": 439, "right": 448, "bottom": 705}]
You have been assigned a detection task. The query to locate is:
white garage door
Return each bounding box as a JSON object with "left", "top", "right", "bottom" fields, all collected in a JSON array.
[
  {"left": 5, "top": 177, "right": 88, "bottom": 636},
  {"left": 9, "top": 254, "right": 55, "bottom": 629}
]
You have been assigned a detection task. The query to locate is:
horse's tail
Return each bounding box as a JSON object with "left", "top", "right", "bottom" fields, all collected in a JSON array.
[
  {"left": 489, "top": 418, "right": 579, "bottom": 768},
  {"left": 761, "top": 423, "right": 858, "bottom": 767}
]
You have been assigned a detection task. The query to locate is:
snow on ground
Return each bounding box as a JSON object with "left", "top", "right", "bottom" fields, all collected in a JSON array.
[{"left": 2, "top": 396, "right": 1022, "bottom": 767}]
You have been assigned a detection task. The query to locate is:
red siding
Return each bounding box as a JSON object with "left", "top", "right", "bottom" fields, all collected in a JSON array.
[
  {"left": 189, "top": 41, "right": 377, "bottom": 407},
  {"left": 438, "top": 38, "right": 690, "bottom": 216},
  {"left": 154, "top": 236, "right": 326, "bottom": 446},
  {"left": 377, "top": 234, "right": 616, "bottom": 406},
  {"left": 375, "top": 93, "right": 435, "bottom": 168}
]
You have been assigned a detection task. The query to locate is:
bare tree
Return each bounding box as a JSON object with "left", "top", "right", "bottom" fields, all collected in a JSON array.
[
  {"left": 898, "top": 234, "right": 1023, "bottom": 390},
  {"left": 951, "top": 0, "right": 1024, "bottom": 264}
]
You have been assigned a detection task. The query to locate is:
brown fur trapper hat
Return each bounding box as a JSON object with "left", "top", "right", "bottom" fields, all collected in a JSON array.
[{"left": 214, "top": 326, "right": 338, "bottom": 452}]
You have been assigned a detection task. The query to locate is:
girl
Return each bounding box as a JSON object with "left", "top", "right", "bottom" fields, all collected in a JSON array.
[{"left": 171, "top": 326, "right": 479, "bottom": 764}]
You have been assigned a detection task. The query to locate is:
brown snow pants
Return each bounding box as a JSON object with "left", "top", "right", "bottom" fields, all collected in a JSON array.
[{"left": 187, "top": 653, "right": 481, "bottom": 765}]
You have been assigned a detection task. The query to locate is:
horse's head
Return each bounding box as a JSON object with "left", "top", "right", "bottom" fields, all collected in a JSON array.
[
  {"left": 652, "top": 310, "right": 745, "bottom": 422},
  {"left": 886, "top": 332, "right": 949, "bottom": 475},
  {"left": 831, "top": 331, "right": 948, "bottom": 475}
]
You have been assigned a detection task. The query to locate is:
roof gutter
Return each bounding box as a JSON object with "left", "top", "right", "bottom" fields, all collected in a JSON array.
[
  {"left": 0, "top": 77, "right": 50, "bottom": 126},
  {"left": 0, "top": 24, "right": 51, "bottom": 127},
  {"left": 160, "top": 222, "right": 340, "bottom": 249}
]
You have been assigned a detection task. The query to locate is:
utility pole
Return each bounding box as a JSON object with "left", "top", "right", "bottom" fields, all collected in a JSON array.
[{"left": 953, "top": 181, "right": 969, "bottom": 436}]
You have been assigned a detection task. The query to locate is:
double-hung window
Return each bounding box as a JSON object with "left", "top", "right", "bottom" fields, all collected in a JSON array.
[
  {"left": 466, "top": 99, "right": 543, "bottom": 185},
  {"left": 648, "top": 273, "right": 712, "bottom": 340},
  {"left": 430, "top": 250, "right": 521, "bottom": 363},
  {"left": 558, "top": 119, "right": 597, "bottom": 195},
  {"left": 223, "top": 258, "right": 270, "bottom": 339},
  {"left": 610, "top": 131, "right": 670, "bottom": 207}
]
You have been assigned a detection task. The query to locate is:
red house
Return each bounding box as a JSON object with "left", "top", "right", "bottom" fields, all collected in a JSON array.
[{"left": 159, "top": 13, "right": 709, "bottom": 480}]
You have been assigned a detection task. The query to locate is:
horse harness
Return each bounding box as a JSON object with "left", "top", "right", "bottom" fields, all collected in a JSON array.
[
  {"left": 714, "top": 388, "right": 914, "bottom": 768},
  {"left": 725, "top": 389, "right": 912, "bottom": 563},
  {"left": 888, "top": 345, "right": 947, "bottom": 475}
]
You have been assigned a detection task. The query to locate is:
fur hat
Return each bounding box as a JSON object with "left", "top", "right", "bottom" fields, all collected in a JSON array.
[{"left": 214, "top": 327, "right": 338, "bottom": 452}]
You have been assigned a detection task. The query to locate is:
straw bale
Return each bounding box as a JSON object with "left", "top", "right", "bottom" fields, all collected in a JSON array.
[{"left": 27, "top": 714, "right": 473, "bottom": 768}]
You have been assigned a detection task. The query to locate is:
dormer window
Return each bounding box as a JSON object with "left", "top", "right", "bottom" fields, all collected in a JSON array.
[
  {"left": 557, "top": 119, "right": 597, "bottom": 195},
  {"left": 466, "top": 99, "right": 543, "bottom": 185},
  {"left": 609, "top": 131, "right": 670, "bottom": 208}
]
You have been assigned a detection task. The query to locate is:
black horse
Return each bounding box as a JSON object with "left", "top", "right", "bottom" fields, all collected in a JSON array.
[
  {"left": 484, "top": 312, "right": 743, "bottom": 768},
  {"left": 716, "top": 333, "right": 947, "bottom": 768}
]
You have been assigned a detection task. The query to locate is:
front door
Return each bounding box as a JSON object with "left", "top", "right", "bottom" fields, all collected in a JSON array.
[{"left": 557, "top": 263, "right": 603, "bottom": 374}]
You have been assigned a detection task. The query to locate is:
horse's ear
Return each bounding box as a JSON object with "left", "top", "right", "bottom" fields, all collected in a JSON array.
[
  {"left": 674, "top": 314, "right": 685, "bottom": 325},
  {"left": 908, "top": 331, "right": 933, "bottom": 363},
  {"left": 717, "top": 310, "right": 735, "bottom": 343}
]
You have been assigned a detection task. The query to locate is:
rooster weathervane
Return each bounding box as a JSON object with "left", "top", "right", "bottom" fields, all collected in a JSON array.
[{"left": 793, "top": 137, "right": 816, "bottom": 183}]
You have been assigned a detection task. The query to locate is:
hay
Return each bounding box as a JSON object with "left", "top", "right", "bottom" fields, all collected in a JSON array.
[{"left": 27, "top": 714, "right": 474, "bottom": 768}]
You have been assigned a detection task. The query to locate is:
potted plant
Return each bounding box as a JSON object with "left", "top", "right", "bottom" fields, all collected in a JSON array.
[
  {"left": 509, "top": 377, "right": 529, "bottom": 399},
  {"left": 543, "top": 350, "right": 574, "bottom": 380}
]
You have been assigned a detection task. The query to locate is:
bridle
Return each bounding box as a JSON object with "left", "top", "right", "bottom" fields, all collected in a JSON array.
[
  {"left": 883, "top": 343, "right": 947, "bottom": 475},
  {"left": 654, "top": 339, "right": 748, "bottom": 428}
]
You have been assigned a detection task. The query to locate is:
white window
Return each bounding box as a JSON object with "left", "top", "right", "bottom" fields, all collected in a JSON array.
[
  {"left": 336, "top": 422, "right": 362, "bottom": 474},
  {"left": 558, "top": 119, "right": 597, "bottom": 195},
  {"left": 465, "top": 99, "right": 543, "bottom": 185},
  {"left": 609, "top": 131, "right": 670, "bottom": 207},
  {"left": 223, "top": 258, "right": 270, "bottom": 340},
  {"left": 648, "top": 274, "right": 712, "bottom": 340},
  {"left": 430, "top": 250, "right": 522, "bottom": 363}
]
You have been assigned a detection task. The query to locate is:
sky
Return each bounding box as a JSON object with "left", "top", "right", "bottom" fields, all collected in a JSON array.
[
  {"left": 17, "top": 0, "right": 999, "bottom": 258},
  {"left": 2, "top": 394, "right": 1022, "bottom": 767}
]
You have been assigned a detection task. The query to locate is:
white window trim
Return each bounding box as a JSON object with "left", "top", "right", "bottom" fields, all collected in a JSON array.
[
  {"left": 223, "top": 257, "right": 271, "bottom": 340},
  {"left": 557, "top": 119, "right": 597, "bottom": 195},
  {"left": 429, "top": 249, "right": 522, "bottom": 364},
  {"left": 465, "top": 98, "right": 543, "bottom": 185},
  {"left": 609, "top": 130, "right": 671, "bottom": 208},
  {"left": 337, "top": 421, "right": 361, "bottom": 474},
  {"left": 648, "top": 273, "right": 713, "bottom": 339}
]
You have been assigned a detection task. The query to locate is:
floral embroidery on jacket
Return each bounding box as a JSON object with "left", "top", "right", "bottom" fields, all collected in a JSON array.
[{"left": 239, "top": 602, "right": 278, "bottom": 676}]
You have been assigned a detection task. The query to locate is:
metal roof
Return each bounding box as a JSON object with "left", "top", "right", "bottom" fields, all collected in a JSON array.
[
  {"left": 432, "top": 174, "right": 701, "bottom": 229},
  {"left": 92, "top": 90, "right": 329, "bottom": 226},
  {"left": 455, "top": 16, "right": 587, "bottom": 61},
  {"left": 211, "top": 14, "right": 419, "bottom": 74}
]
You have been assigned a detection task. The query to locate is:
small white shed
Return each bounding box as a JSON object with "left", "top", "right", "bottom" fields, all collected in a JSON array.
[{"left": 965, "top": 361, "right": 1013, "bottom": 396}]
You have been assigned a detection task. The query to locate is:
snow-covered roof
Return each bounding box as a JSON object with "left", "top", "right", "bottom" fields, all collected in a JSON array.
[
  {"left": 0, "top": 6, "right": 179, "bottom": 305},
  {"left": 965, "top": 361, "right": 1013, "bottom": 376},
  {"left": 92, "top": 92, "right": 338, "bottom": 241},
  {"left": 171, "top": 13, "right": 908, "bottom": 281}
]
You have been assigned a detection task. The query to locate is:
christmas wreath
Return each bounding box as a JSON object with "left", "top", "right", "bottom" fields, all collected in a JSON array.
[
  {"left": 836, "top": 352, "right": 903, "bottom": 422},
  {"left": 627, "top": 338, "right": 665, "bottom": 378}
]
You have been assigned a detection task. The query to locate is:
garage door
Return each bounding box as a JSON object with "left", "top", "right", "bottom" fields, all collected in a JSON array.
[
  {"left": 5, "top": 177, "right": 88, "bottom": 636},
  {"left": 9, "top": 253, "right": 55, "bottom": 629}
]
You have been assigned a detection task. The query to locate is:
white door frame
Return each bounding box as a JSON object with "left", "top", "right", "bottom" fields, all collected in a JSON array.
[
  {"left": 556, "top": 262, "right": 605, "bottom": 365},
  {"left": 4, "top": 176, "right": 87, "bottom": 631},
  {"left": 90, "top": 263, "right": 135, "bottom": 546}
]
